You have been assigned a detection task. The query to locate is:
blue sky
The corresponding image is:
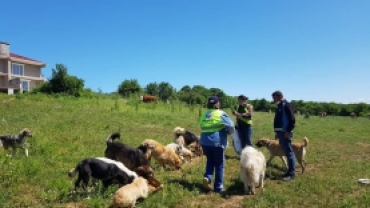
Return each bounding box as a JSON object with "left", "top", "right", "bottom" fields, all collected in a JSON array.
[{"left": 1, "top": 0, "right": 369, "bottom": 103}]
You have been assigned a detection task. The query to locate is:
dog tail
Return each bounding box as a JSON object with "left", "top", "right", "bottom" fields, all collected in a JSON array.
[
  {"left": 68, "top": 167, "right": 78, "bottom": 178},
  {"left": 106, "top": 132, "right": 120, "bottom": 144},
  {"left": 302, "top": 137, "right": 309, "bottom": 147}
]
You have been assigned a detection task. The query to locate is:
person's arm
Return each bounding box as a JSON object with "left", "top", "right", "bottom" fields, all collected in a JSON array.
[
  {"left": 241, "top": 104, "right": 253, "bottom": 118},
  {"left": 285, "top": 103, "right": 295, "bottom": 132},
  {"left": 221, "top": 112, "right": 235, "bottom": 134}
]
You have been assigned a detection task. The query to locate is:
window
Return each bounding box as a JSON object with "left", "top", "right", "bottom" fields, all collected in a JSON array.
[
  {"left": 21, "top": 80, "right": 29, "bottom": 91},
  {"left": 11, "top": 63, "right": 24, "bottom": 76}
]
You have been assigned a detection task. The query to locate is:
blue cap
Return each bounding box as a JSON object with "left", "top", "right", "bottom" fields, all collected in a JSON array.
[{"left": 208, "top": 96, "right": 219, "bottom": 104}]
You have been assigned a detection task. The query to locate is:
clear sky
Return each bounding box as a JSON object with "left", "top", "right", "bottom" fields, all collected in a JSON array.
[{"left": 1, "top": 0, "right": 369, "bottom": 103}]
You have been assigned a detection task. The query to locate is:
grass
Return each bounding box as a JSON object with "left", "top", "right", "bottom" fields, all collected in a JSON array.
[{"left": 1, "top": 93, "right": 370, "bottom": 208}]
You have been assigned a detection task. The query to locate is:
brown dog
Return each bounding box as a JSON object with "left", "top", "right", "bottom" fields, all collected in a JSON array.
[
  {"left": 255, "top": 137, "right": 309, "bottom": 173},
  {"left": 139, "top": 139, "right": 182, "bottom": 171}
]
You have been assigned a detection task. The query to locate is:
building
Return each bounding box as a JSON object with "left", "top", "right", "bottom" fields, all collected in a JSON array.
[{"left": 0, "top": 41, "right": 46, "bottom": 95}]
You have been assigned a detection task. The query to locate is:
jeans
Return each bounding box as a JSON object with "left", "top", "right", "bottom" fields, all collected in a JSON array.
[
  {"left": 237, "top": 125, "right": 253, "bottom": 149},
  {"left": 277, "top": 131, "right": 296, "bottom": 176},
  {"left": 202, "top": 145, "right": 225, "bottom": 192}
]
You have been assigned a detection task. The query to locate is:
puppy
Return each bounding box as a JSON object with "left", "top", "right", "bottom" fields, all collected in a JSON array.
[
  {"left": 139, "top": 139, "right": 182, "bottom": 171},
  {"left": 172, "top": 127, "right": 202, "bottom": 156},
  {"left": 255, "top": 137, "right": 309, "bottom": 173},
  {"left": 112, "top": 177, "right": 149, "bottom": 208},
  {"left": 166, "top": 143, "right": 194, "bottom": 163},
  {"left": 0, "top": 128, "right": 33, "bottom": 157},
  {"left": 68, "top": 158, "right": 135, "bottom": 192},
  {"left": 240, "top": 146, "right": 266, "bottom": 195},
  {"left": 104, "top": 132, "right": 154, "bottom": 179},
  {"left": 173, "top": 127, "right": 186, "bottom": 146}
]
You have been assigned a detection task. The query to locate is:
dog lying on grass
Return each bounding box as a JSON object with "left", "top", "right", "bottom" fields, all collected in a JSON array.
[
  {"left": 68, "top": 157, "right": 135, "bottom": 193},
  {"left": 255, "top": 137, "right": 309, "bottom": 173},
  {"left": 112, "top": 177, "right": 149, "bottom": 208},
  {"left": 139, "top": 139, "right": 182, "bottom": 171},
  {"left": 0, "top": 128, "right": 33, "bottom": 157},
  {"left": 240, "top": 145, "right": 266, "bottom": 195}
]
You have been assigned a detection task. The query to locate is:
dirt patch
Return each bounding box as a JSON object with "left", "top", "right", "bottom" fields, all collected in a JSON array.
[
  {"left": 356, "top": 142, "right": 370, "bottom": 148},
  {"left": 64, "top": 202, "right": 87, "bottom": 208}
]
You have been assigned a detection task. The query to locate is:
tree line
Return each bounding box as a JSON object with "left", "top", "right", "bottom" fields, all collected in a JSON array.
[{"left": 32, "top": 64, "right": 370, "bottom": 117}]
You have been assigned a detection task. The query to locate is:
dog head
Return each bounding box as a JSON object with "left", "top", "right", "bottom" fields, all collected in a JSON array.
[
  {"left": 173, "top": 127, "right": 185, "bottom": 136},
  {"left": 255, "top": 138, "right": 272, "bottom": 148},
  {"left": 134, "top": 165, "right": 154, "bottom": 179},
  {"left": 20, "top": 128, "right": 32, "bottom": 137},
  {"left": 140, "top": 141, "right": 156, "bottom": 150}
]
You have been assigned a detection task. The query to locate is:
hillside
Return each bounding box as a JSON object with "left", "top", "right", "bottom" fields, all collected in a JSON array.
[{"left": 0, "top": 94, "right": 369, "bottom": 208}]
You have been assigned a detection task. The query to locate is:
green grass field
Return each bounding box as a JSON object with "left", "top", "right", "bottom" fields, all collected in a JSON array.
[{"left": 1, "top": 94, "right": 370, "bottom": 208}]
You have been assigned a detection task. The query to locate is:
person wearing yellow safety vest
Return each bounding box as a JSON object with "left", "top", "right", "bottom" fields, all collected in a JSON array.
[
  {"left": 232, "top": 95, "right": 253, "bottom": 149},
  {"left": 199, "top": 96, "right": 235, "bottom": 193}
]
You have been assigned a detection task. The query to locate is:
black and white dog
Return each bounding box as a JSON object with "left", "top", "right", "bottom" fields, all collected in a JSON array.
[
  {"left": 68, "top": 157, "right": 137, "bottom": 192},
  {"left": 0, "top": 128, "right": 33, "bottom": 157}
]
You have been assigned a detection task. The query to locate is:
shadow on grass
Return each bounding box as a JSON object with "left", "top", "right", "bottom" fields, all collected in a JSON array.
[
  {"left": 225, "top": 154, "right": 239, "bottom": 160},
  {"left": 167, "top": 179, "right": 210, "bottom": 194}
]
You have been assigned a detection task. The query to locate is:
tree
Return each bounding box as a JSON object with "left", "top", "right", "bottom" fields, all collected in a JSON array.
[
  {"left": 117, "top": 79, "right": 141, "bottom": 97},
  {"left": 145, "top": 82, "right": 159, "bottom": 96},
  {"left": 33, "top": 64, "right": 84, "bottom": 96},
  {"left": 158, "top": 82, "right": 175, "bottom": 101}
]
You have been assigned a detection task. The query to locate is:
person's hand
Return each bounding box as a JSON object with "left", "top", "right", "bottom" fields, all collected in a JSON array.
[
  {"left": 274, "top": 133, "right": 278, "bottom": 140},
  {"left": 284, "top": 132, "right": 291, "bottom": 139}
]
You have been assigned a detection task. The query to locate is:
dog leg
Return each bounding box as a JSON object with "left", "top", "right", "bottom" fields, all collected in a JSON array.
[
  {"left": 23, "top": 147, "right": 28, "bottom": 157},
  {"left": 280, "top": 156, "right": 288, "bottom": 170},
  {"left": 298, "top": 159, "right": 305, "bottom": 174},
  {"left": 257, "top": 172, "right": 264, "bottom": 189},
  {"left": 266, "top": 155, "right": 275, "bottom": 166},
  {"left": 12, "top": 148, "right": 16, "bottom": 157}
]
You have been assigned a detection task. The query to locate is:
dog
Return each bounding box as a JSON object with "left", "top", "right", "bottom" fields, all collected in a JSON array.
[
  {"left": 166, "top": 143, "right": 194, "bottom": 162},
  {"left": 68, "top": 157, "right": 136, "bottom": 192},
  {"left": 255, "top": 137, "right": 309, "bottom": 173},
  {"left": 239, "top": 146, "right": 266, "bottom": 195},
  {"left": 139, "top": 139, "right": 182, "bottom": 171},
  {"left": 0, "top": 128, "right": 33, "bottom": 157},
  {"left": 172, "top": 126, "right": 202, "bottom": 156},
  {"left": 112, "top": 177, "right": 149, "bottom": 208},
  {"left": 104, "top": 132, "right": 154, "bottom": 179}
]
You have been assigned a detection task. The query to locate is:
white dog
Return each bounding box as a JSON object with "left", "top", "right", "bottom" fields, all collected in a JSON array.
[
  {"left": 166, "top": 143, "right": 193, "bottom": 163},
  {"left": 239, "top": 146, "right": 266, "bottom": 195}
]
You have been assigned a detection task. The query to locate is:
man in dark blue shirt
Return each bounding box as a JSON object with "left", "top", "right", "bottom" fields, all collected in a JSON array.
[{"left": 272, "top": 90, "right": 296, "bottom": 181}]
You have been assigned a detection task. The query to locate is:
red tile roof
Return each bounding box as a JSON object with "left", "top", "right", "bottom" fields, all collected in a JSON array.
[{"left": 10, "top": 53, "right": 43, "bottom": 63}]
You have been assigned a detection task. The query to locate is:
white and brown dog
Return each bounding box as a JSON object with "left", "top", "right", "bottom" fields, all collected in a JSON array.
[
  {"left": 166, "top": 143, "right": 194, "bottom": 163},
  {"left": 0, "top": 128, "right": 33, "bottom": 157}
]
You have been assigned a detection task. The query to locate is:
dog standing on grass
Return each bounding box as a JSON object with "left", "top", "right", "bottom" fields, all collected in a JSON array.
[
  {"left": 255, "top": 137, "right": 309, "bottom": 173},
  {"left": 139, "top": 139, "right": 182, "bottom": 171},
  {"left": 112, "top": 177, "right": 149, "bottom": 208},
  {"left": 0, "top": 128, "right": 33, "bottom": 157},
  {"left": 239, "top": 145, "right": 266, "bottom": 195}
]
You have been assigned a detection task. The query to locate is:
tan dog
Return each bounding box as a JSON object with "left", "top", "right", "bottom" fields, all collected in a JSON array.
[
  {"left": 255, "top": 137, "right": 309, "bottom": 173},
  {"left": 139, "top": 139, "right": 182, "bottom": 171},
  {"left": 112, "top": 177, "right": 149, "bottom": 208}
]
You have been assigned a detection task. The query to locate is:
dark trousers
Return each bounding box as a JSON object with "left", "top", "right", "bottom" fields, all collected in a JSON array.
[
  {"left": 202, "top": 145, "right": 225, "bottom": 192},
  {"left": 237, "top": 125, "right": 253, "bottom": 149},
  {"left": 277, "top": 131, "right": 296, "bottom": 176}
]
